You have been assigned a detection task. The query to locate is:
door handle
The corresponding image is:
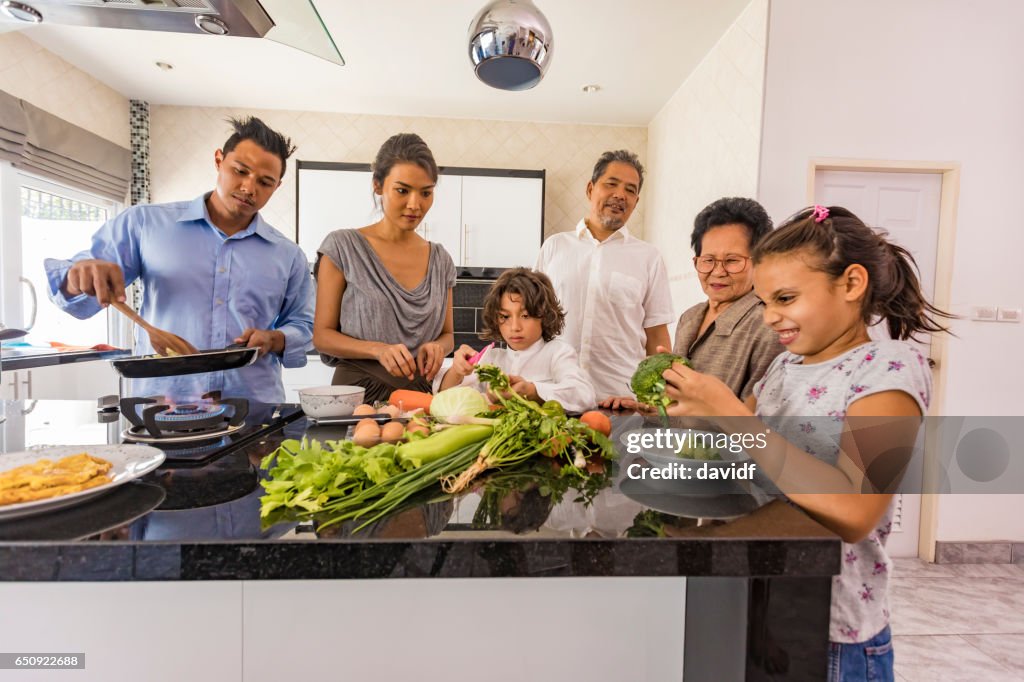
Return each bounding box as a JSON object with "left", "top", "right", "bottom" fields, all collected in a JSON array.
[
  {"left": 6, "top": 371, "right": 19, "bottom": 401},
  {"left": 19, "top": 276, "right": 37, "bottom": 331},
  {"left": 20, "top": 370, "right": 32, "bottom": 400}
]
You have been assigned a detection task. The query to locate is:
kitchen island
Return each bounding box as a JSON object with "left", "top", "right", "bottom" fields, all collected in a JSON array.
[{"left": 0, "top": 400, "right": 840, "bottom": 681}]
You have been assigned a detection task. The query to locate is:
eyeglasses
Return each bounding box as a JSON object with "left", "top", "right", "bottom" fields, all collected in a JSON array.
[{"left": 693, "top": 255, "right": 751, "bottom": 274}]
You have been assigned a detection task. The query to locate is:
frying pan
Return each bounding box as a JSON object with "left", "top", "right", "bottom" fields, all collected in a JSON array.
[{"left": 111, "top": 344, "right": 259, "bottom": 378}]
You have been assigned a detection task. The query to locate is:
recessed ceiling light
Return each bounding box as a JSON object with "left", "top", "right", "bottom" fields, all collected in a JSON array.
[
  {"left": 155, "top": 62, "right": 174, "bottom": 72},
  {"left": 581, "top": 84, "right": 601, "bottom": 94},
  {"left": 1, "top": 1, "right": 43, "bottom": 23}
]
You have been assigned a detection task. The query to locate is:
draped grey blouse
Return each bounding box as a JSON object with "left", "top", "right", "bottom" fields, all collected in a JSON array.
[{"left": 316, "top": 228, "right": 455, "bottom": 367}]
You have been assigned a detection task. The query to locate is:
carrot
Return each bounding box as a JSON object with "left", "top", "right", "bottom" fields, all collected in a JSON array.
[{"left": 388, "top": 389, "right": 433, "bottom": 413}]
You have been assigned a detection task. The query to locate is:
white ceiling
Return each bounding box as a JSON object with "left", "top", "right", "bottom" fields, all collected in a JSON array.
[{"left": 17, "top": 0, "right": 752, "bottom": 126}]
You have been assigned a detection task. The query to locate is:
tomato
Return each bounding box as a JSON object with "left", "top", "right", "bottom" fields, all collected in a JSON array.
[{"left": 579, "top": 411, "right": 612, "bottom": 437}]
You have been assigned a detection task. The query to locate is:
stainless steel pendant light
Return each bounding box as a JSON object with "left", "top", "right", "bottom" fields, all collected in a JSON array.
[{"left": 468, "top": 0, "right": 553, "bottom": 91}]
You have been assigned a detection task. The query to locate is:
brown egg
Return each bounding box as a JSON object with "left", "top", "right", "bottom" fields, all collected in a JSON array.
[
  {"left": 352, "top": 419, "right": 381, "bottom": 448},
  {"left": 380, "top": 420, "right": 406, "bottom": 444},
  {"left": 353, "top": 404, "right": 377, "bottom": 416},
  {"left": 378, "top": 404, "right": 401, "bottom": 419},
  {"left": 355, "top": 418, "right": 381, "bottom": 432}
]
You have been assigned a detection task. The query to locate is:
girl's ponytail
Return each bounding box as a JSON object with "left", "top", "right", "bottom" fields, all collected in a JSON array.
[{"left": 873, "top": 240, "right": 952, "bottom": 341}]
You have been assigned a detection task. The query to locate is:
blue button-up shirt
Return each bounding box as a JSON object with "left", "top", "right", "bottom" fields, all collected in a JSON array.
[{"left": 44, "top": 194, "right": 314, "bottom": 403}]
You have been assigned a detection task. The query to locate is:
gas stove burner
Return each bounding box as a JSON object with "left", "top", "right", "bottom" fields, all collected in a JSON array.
[
  {"left": 159, "top": 404, "right": 229, "bottom": 420},
  {"left": 122, "top": 423, "right": 244, "bottom": 444},
  {"left": 120, "top": 391, "right": 248, "bottom": 440}
]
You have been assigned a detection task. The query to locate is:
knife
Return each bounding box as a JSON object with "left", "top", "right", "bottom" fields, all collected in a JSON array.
[{"left": 467, "top": 342, "right": 495, "bottom": 366}]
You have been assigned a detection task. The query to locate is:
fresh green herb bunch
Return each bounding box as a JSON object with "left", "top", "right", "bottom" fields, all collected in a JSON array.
[
  {"left": 630, "top": 352, "right": 691, "bottom": 418},
  {"left": 440, "top": 364, "right": 616, "bottom": 494}
]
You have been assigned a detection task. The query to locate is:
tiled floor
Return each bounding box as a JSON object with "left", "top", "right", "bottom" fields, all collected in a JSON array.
[{"left": 891, "top": 558, "right": 1024, "bottom": 681}]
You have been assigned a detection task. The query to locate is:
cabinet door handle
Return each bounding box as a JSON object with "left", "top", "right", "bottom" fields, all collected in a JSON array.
[
  {"left": 21, "top": 370, "right": 32, "bottom": 400},
  {"left": 7, "top": 371, "right": 19, "bottom": 401},
  {"left": 463, "top": 224, "right": 469, "bottom": 265}
]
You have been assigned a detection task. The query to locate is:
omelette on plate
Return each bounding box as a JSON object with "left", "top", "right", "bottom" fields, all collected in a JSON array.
[{"left": 0, "top": 453, "right": 113, "bottom": 506}]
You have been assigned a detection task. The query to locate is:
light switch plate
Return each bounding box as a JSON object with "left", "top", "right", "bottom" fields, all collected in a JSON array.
[
  {"left": 971, "top": 306, "right": 998, "bottom": 321},
  {"left": 997, "top": 307, "right": 1021, "bottom": 323}
]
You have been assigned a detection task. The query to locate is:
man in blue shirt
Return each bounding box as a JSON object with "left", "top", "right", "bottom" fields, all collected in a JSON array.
[{"left": 45, "top": 117, "right": 314, "bottom": 404}]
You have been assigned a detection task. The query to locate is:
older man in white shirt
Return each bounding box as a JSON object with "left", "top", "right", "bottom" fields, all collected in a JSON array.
[{"left": 535, "top": 150, "right": 673, "bottom": 404}]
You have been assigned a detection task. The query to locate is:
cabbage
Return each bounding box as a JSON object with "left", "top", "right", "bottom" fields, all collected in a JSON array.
[{"left": 430, "top": 386, "right": 489, "bottom": 420}]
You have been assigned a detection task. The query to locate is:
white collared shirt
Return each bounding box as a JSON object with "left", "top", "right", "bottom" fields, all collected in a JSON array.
[
  {"left": 434, "top": 338, "right": 597, "bottom": 413},
  {"left": 535, "top": 219, "right": 674, "bottom": 398}
]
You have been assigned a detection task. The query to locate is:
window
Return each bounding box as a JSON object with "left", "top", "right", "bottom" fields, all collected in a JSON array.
[{"left": 1, "top": 164, "right": 127, "bottom": 348}]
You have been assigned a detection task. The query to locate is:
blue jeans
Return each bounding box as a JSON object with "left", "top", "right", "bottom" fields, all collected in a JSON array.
[{"left": 828, "top": 625, "right": 894, "bottom": 682}]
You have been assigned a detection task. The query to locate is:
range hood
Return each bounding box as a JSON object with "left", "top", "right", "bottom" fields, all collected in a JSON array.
[{"left": 0, "top": 0, "right": 344, "bottom": 65}]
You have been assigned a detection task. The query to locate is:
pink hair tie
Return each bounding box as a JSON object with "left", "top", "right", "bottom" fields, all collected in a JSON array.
[{"left": 812, "top": 205, "right": 830, "bottom": 223}]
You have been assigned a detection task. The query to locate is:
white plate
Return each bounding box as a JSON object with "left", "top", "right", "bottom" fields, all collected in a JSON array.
[{"left": 0, "top": 444, "right": 166, "bottom": 521}]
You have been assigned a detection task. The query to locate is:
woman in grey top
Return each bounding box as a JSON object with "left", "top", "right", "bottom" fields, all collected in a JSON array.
[
  {"left": 313, "top": 134, "right": 456, "bottom": 403},
  {"left": 672, "top": 197, "right": 783, "bottom": 399}
]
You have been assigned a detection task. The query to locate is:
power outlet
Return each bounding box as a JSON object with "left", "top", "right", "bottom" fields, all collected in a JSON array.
[
  {"left": 997, "top": 307, "right": 1021, "bottom": 323},
  {"left": 971, "top": 306, "right": 998, "bottom": 321}
]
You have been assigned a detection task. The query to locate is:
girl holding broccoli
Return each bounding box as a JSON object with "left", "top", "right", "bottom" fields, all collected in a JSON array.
[
  {"left": 435, "top": 268, "right": 596, "bottom": 414},
  {"left": 661, "top": 205, "right": 951, "bottom": 681}
]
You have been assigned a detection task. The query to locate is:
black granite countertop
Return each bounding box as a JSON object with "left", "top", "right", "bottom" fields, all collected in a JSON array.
[
  {"left": 0, "top": 403, "right": 842, "bottom": 582},
  {"left": 1, "top": 347, "right": 130, "bottom": 371}
]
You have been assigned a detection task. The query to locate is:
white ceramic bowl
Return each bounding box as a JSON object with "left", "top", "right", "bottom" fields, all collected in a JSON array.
[{"left": 297, "top": 385, "right": 366, "bottom": 418}]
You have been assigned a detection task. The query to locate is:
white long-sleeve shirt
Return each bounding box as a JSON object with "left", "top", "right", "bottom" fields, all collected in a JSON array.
[
  {"left": 536, "top": 220, "right": 675, "bottom": 398},
  {"left": 434, "top": 338, "right": 597, "bottom": 414}
]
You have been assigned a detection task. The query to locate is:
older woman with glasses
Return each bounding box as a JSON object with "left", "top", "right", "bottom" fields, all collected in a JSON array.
[{"left": 672, "top": 197, "right": 784, "bottom": 399}]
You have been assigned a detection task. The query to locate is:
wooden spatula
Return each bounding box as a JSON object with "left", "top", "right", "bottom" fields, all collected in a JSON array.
[{"left": 111, "top": 301, "right": 199, "bottom": 357}]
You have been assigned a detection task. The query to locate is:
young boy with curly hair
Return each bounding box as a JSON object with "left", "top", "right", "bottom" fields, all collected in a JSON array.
[{"left": 434, "top": 268, "right": 596, "bottom": 413}]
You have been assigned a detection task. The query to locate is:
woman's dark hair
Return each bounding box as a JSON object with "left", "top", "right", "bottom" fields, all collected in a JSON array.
[
  {"left": 691, "top": 197, "right": 773, "bottom": 255},
  {"left": 752, "top": 205, "right": 954, "bottom": 341},
  {"left": 591, "top": 149, "right": 645, "bottom": 191},
  {"left": 222, "top": 116, "right": 296, "bottom": 178},
  {"left": 371, "top": 133, "right": 439, "bottom": 188},
  {"left": 480, "top": 268, "right": 565, "bottom": 343}
]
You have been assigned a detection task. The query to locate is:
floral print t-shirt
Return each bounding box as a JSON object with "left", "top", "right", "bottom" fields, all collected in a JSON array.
[{"left": 753, "top": 340, "right": 932, "bottom": 644}]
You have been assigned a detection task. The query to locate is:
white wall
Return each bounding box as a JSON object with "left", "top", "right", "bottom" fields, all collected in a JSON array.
[
  {"left": 760, "top": 0, "right": 1024, "bottom": 541},
  {"left": 644, "top": 0, "right": 768, "bottom": 335}
]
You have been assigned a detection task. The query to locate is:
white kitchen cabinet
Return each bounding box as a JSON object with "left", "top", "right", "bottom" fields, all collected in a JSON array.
[
  {"left": 242, "top": 578, "right": 685, "bottom": 681},
  {"left": 297, "top": 163, "right": 544, "bottom": 268},
  {"left": 0, "top": 361, "right": 118, "bottom": 401},
  {"left": 0, "top": 582, "right": 242, "bottom": 682},
  {"left": 415, "top": 173, "right": 463, "bottom": 264},
  {"left": 281, "top": 355, "right": 332, "bottom": 404},
  {"left": 461, "top": 174, "right": 544, "bottom": 268}
]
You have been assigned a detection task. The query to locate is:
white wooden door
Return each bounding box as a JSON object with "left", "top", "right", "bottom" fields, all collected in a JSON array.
[
  {"left": 461, "top": 175, "right": 544, "bottom": 268},
  {"left": 814, "top": 169, "right": 942, "bottom": 559},
  {"left": 416, "top": 174, "right": 463, "bottom": 265}
]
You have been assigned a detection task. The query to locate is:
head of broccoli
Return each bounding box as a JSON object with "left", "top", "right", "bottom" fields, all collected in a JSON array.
[{"left": 630, "top": 352, "right": 691, "bottom": 416}]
